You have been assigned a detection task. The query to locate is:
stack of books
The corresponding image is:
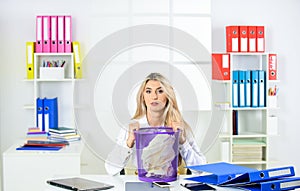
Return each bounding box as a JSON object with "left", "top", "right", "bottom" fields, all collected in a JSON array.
[
  {"left": 16, "top": 127, "right": 80, "bottom": 151},
  {"left": 232, "top": 139, "right": 265, "bottom": 162},
  {"left": 232, "top": 145, "right": 264, "bottom": 162},
  {"left": 17, "top": 139, "right": 69, "bottom": 151},
  {"left": 48, "top": 127, "right": 81, "bottom": 142},
  {"left": 26, "top": 127, "right": 48, "bottom": 141}
]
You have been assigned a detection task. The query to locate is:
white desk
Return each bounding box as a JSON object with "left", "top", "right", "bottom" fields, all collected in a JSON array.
[
  {"left": 2, "top": 141, "right": 83, "bottom": 191},
  {"left": 44, "top": 175, "right": 244, "bottom": 191}
]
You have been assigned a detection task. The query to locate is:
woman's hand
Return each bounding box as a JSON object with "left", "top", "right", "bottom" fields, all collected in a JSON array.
[
  {"left": 171, "top": 121, "right": 186, "bottom": 144},
  {"left": 126, "top": 121, "right": 140, "bottom": 148}
]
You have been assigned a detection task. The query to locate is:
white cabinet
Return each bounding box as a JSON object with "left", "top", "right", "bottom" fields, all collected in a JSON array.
[
  {"left": 212, "top": 53, "right": 279, "bottom": 169},
  {"left": 2, "top": 141, "right": 83, "bottom": 191}
]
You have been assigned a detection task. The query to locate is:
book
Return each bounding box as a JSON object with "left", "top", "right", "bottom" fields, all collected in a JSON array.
[
  {"left": 49, "top": 134, "right": 81, "bottom": 142},
  {"left": 49, "top": 131, "right": 77, "bottom": 137},
  {"left": 16, "top": 145, "right": 63, "bottom": 151},
  {"left": 49, "top": 127, "right": 76, "bottom": 134},
  {"left": 24, "top": 143, "right": 67, "bottom": 147},
  {"left": 27, "top": 131, "right": 48, "bottom": 135},
  {"left": 27, "top": 140, "right": 69, "bottom": 145},
  {"left": 28, "top": 127, "right": 42, "bottom": 132}
]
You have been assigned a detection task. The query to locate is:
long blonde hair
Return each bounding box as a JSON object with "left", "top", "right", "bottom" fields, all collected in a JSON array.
[{"left": 132, "top": 73, "right": 182, "bottom": 125}]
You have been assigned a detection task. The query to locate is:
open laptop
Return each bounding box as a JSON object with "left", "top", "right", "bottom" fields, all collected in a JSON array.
[{"left": 47, "top": 177, "right": 114, "bottom": 191}]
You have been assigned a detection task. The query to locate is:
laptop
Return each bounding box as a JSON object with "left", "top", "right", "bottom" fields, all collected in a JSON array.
[{"left": 47, "top": 177, "right": 114, "bottom": 191}]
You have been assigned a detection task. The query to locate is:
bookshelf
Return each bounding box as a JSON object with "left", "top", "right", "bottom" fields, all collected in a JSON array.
[
  {"left": 212, "top": 52, "right": 279, "bottom": 170},
  {"left": 6, "top": 52, "right": 83, "bottom": 190},
  {"left": 33, "top": 53, "right": 76, "bottom": 129},
  {"left": 24, "top": 52, "right": 80, "bottom": 131},
  {"left": 3, "top": 15, "right": 84, "bottom": 190}
]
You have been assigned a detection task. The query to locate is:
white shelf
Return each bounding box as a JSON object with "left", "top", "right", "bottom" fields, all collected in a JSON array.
[
  {"left": 213, "top": 52, "right": 279, "bottom": 169},
  {"left": 35, "top": 78, "right": 74, "bottom": 82},
  {"left": 212, "top": 79, "right": 230, "bottom": 83},
  {"left": 269, "top": 80, "right": 280, "bottom": 83},
  {"left": 232, "top": 107, "right": 268, "bottom": 111},
  {"left": 232, "top": 134, "right": 268, "bottom": 138},
  {"left": 24, "top": 53, "right": 76, "bottom": 129},
  {"left": 229, "top": 52, "right": 269, "bottom": 56},
  {"left": 23, "top": 104, "right": 34, "bottom": 110},
  {"left": 34, "top": 52, "right": 73, "bottom": 56},
  {"left": 220, "top": 134, "right": 268, "bottom": 138}
]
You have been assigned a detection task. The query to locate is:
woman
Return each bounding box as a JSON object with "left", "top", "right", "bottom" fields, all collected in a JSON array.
[{"left": 105, "top": 73, "right": 206, "bottom": 175}]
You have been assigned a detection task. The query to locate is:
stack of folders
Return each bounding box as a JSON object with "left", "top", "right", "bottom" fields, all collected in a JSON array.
[
  {"left": 232, "top": 70, "right": 266, "bottom": 108},
  {"left": 48, "top": 127, "right": 81, "bottom": 142},
  {"left": 36, "top": 97, "right": 58, "bottom": 133},
  {"left": 27, "top": 15, "right": 82, "bottom": 79},
  {"left": 185, "top": 162, "right": 300, "bottom": 191},
  {"left": 226, "top": 26, "right": 265, "bottom": 53},
  {"left": 35, "top": 15, "right": 72, "bottom": 53}
]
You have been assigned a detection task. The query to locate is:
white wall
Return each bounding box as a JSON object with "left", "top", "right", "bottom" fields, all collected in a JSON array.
[
  {"left": 1, "top": 0, "right": 300, "bottom": 188},
  {"left": 212, "top": 0, "right": 300, "bottom": 173},
  {"left": 0, "top": 0, "right": 212, "bottom": 187}
]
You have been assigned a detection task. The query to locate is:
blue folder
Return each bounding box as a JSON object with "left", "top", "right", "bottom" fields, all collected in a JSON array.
[
  {"left": 251, "top": 70, "right": 259, "bottom": 107},
  {"left": 43, "top": 97, "right": 58, "bottom": 131},
  {"left": 36, "top": 98, "right": 44, "bottom": 131},
  {"left": 237, "top": 177, "right": 300, "bottom": 191},
  {"left": 238, "top": 70, "right": 246, "bottom": 107},
  {"left": 258, "top": 70, "right": 266, "bottom": 107},
  {"left": 245, "top": 70, "right": 251, "bottom": 107},
  {"left": 221, "top": 166, "right": 295, "bottom": 186},
  {"left": 185, "top": 162, "right": 257, "bottom": 185},
  {"left": 232, "top": 71, "right": 239, "bottom": 108}
]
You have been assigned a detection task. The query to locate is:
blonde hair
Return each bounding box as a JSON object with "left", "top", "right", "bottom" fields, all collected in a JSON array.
[{"left": 132, "top": 73, "right": 190, "bottom": 128}]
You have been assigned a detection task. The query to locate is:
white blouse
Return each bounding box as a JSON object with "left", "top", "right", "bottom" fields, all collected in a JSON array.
[{"left": 104, "top": 116, "right": 206, "bottom": 175}]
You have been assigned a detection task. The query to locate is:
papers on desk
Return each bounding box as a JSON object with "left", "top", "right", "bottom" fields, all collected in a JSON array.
[{"left": 185, "top": 162, "right": 300, "bottom": 191}]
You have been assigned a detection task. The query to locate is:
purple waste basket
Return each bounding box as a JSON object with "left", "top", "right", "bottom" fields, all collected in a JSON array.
[{"left": 134, "top": 127, "right": 180, "bottom": 182}]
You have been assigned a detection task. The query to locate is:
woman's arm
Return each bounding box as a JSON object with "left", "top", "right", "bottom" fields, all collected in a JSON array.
[
  {"left": 105, "top": 121, "right": 140, "bottom": 175},
  {"left": 178, "top": 129, "right": 206, "bottom": 167},
  {"left": 104, "top": 128, "right": 133, "bottom": 175}
]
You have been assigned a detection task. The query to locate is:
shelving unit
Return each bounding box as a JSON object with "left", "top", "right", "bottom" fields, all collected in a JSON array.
[
  {"left": 212, "top": 52, "right": 279, "bottom": 170},
  {"left": 25, "top": 53, "right": 76, "bottom": 129},
  {"left": 2, "top": 53, "right": 84, "bottom": 191}
]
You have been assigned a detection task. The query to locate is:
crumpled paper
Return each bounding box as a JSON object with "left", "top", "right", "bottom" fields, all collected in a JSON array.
[{"left": 141, "top": 134, "right": 176, "bottom": 177}]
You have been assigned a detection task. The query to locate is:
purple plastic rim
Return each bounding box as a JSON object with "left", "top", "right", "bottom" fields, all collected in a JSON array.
[
  {"left": 134, "top": 127, "right": 176, "bottom": 134},
  {"left": 138, "top": 175, "right": 178, "bottom": 182}
]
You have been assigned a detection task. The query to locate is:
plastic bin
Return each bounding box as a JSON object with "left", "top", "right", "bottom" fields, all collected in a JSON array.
[{"left": 134, "top": 127, "right": 180, "bottom": 182}]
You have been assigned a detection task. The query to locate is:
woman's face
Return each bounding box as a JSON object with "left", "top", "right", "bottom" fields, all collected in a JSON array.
[{"left": 143, "top": 80, "right": 168, "bottom": 112}]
